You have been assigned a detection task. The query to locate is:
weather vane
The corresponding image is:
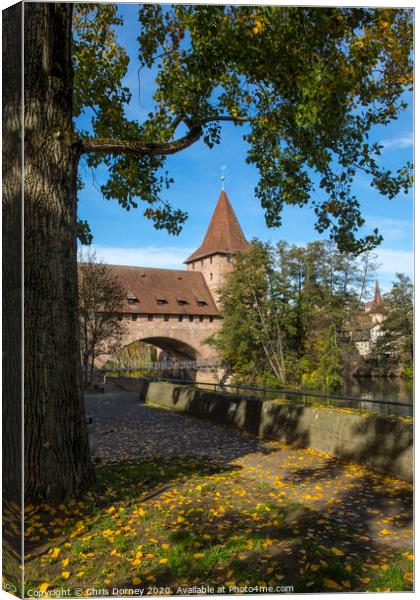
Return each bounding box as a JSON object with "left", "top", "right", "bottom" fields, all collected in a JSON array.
[{"left": 221, "top": 165, "right": 227, "bottom": 190}]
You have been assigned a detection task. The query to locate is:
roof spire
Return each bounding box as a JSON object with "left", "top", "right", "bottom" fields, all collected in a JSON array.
[
  {"left": 220, "top": 165, "right": 226, "bottom": 191},
  {"left": 373, "top": 280, "right": 382, "bottom": 306},
  {"left": 185, "top": 189, "right": 250, "bottom": 264}
]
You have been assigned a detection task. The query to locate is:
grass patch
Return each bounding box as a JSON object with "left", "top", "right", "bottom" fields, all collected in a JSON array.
[{"left": 21, "top": 456, "right": 413, "bottom": 596}]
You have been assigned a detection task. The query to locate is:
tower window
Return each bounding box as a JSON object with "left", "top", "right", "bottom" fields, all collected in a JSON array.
[
  {"left": 189, "top": 316, "right": 194, "bottom": 323},
  {"left": 209, "top": 316, "right": 214, "bottom": 323},
  {"left": 210, "top": 273, "right": 213, "bottom": 280},
  {"left": 132, "top": 314, "right": 137, "bottom": 321},
  {"left": 148, "top": 315, "right": 153, "bottom": 321},
  {"left": 199, "top": 316, "right": 204, "bottom": 322},
  {"left": 226, "top": 254, "right": 232, "bottom": 263},
  {"left": 192, "top": 263, "right": 195, "bottom": 270},
  {"left": 178, "top": 315, "right": 183, "bottom": 322},
  {"left": 210, "top": 256, "right": 213, "bottom": 264},
  {"left": 164, "top": 315, "right": 169, "bottom": 322}
]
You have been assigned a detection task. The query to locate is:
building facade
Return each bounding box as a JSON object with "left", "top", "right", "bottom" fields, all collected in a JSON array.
[{"left": 108, "top": 190, "right": 250, "bottom": 363}]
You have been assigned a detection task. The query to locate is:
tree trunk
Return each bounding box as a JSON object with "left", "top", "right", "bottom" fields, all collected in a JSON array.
[
  {"left": 3, "top": 1, "right": 23, "bottom": 507},
  {"left": 89, "top": 349, "right": 95, "bottom": 388},
  {"left": 84, "top": 354, "right": 89, "bottom": 390},
  {"left": 24, "top": 3, "right": 94, "bottom": 501},
  {"left": 3, "top": 5, "right": 24, "bottom": 591}
]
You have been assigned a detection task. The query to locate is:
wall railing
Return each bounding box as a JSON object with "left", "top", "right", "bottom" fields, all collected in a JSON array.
[{"left": 142, "top": 376, "right": 414, "bottom": 418}]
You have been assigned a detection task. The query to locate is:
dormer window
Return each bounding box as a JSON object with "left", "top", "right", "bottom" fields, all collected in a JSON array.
[
  {"left": 177, "top": 299, "right": 189, "bottom": 306},
  {"left": 197, "top": 299, "right": 208, "bottom": 307},
  {"left": 127, "top": 292, "right": 139, "bottom": 305},
  {"left": 156, "top": 297, "right": 168, "bottom": 305}
]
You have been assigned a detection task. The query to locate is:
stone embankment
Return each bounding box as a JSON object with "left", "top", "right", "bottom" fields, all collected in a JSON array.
[{"left": 111, "top": 377, "right": 413, "bottom": 482}]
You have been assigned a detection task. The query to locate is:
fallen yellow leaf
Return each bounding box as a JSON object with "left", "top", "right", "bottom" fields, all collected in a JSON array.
[
  {"left": 39, "top": 583, "right": 49, "bottom": 593},
  {"left": 61, "top": 571, "right": 70, "bottom": 580},
  {"left": 323, "top": 578, "right": 341, "bottom": 589}
]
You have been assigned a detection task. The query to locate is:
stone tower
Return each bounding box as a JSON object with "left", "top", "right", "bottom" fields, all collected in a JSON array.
[{"left": 184, "top": 190, "right": 250, "bottom": 306}]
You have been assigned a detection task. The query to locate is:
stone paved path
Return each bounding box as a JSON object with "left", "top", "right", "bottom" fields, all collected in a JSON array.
[{"left": 85, "top": 387, "right": 413, "bottom": 550}]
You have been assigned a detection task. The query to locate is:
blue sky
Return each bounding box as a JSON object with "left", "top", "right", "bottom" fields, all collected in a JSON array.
[{"left": 77, "top": 3, "right": 414, "bottom": 296}]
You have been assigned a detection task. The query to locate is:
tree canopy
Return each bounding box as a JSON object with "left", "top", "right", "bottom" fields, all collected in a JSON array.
[
  {"left": 74, "top": 4, "right": 413, "bottom": 252},
  {"left": 209, "top": 239, "right": 385, "bottom": 390}
]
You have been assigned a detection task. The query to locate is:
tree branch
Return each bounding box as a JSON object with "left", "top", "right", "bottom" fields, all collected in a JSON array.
[
  {"left": 80, "top": 124, "right": 203, "bottom": 156},
  {"left": 79, "top": 114, "right": 253, "bottom": 157}
]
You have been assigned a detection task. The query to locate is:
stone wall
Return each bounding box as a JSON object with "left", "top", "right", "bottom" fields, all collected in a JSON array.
[
  {"left": 187, "top": 254, "right": 235, "bottom": 307},
  {"left": 108, "top": 375, "right": 151, "bottom": 397},
  {"left": 143, "top": 381, "right": 413, "bottom": 482}
]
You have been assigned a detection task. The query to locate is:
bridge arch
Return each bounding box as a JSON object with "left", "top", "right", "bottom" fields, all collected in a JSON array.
[
  {"left": 139, "top": 336, "right": 197, "bottom": 360},
  {"left": 118, "top": 317, "right": 220, "bottom": 362}
]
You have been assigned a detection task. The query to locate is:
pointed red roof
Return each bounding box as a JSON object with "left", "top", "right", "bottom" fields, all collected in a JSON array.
[
  {"left": 185, "top": 191, "right": 250, "bottom": 263},
  {"left": 373, "top": 280, "right": 382, "bottom": 306}
]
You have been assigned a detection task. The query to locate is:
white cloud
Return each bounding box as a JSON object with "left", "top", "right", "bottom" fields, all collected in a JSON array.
[
  {"left": 375, "top": 248, "right": 413, "bottom": 276},
  {"left": 379, "top": 135, "right": 413, "bottom": 150},
  {"left": 364, "top": 216, "right": 412, "bottom": 243},
  {"left": 92, "top": 245, "right": 195, "bottom": 270}
]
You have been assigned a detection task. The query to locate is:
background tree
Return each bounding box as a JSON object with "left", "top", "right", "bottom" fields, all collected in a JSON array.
[
  {"left": 14, "top": 3, "right": 412, "bottom": 499},
  {"left": 78, "top": 251, "right": 127, "bottom": 388},
  {"left": 357, "top": 250, "right": 380, "bottom": 308},
  {"left": 372, "top": 274, "right": 413, "bottom": 377},
  {"left": 109, "top": 341, "right": 158, "bottom": 372},
  {"left": 209, "top": 242, "right": 287, "bottom": 385},
  {"left": 212, "top": 239, "right": 383, "bottom": 391}
]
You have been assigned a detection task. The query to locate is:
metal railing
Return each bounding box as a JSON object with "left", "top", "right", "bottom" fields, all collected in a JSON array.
[
  {"left": 102, "top": 360, "right": 222, "bottom": 372},
  {"left": 144, "top": 376, "right": 413, "bottom": 418}
]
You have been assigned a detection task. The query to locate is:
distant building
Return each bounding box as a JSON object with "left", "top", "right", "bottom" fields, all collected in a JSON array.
[{"left": 347, "top": 281, "right": 386, "bottom": 357}]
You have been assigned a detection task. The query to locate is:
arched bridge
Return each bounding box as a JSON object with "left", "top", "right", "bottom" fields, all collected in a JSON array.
[{"left": 118, "top": 315, "right": 221, "bottom": 362}]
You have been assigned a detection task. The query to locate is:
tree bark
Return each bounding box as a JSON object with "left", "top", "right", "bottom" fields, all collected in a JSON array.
[
  {"left": 3, "top": 3, "right": 24, "bottom": 591},
  {"left": 3, "top": 0, "right": 23, "bottom": 506},
  {"left": 24, "top": 3, "right": 94, "bottom": 501}
]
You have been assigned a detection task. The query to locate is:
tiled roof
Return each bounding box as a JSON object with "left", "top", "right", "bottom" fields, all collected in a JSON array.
[
  {"left": 185, "top": 190, "right": 250, "bottom": 263},
  {"left": 107, "top": 265, "right": 219, "bottom": 316}
]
